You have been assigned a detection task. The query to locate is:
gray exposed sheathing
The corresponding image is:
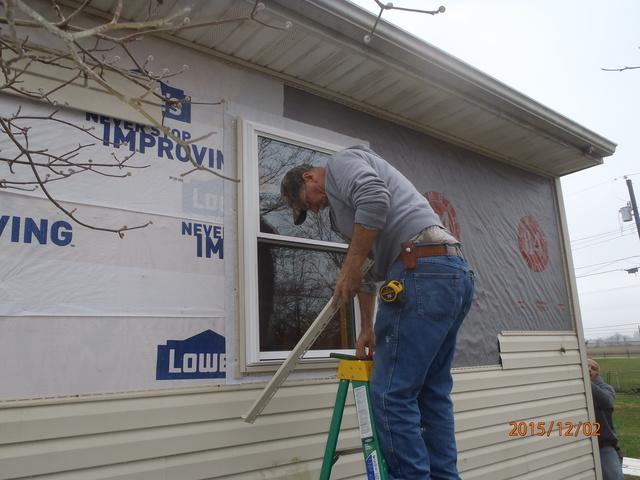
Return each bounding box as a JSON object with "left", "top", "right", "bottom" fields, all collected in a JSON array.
[{"left": 283, "top": 86, "right": 572, "bottom": 367}]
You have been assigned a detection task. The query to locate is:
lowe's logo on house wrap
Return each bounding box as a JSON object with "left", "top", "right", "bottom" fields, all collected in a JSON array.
[
  {"left": 181, "top": 221, "right": 224, "bottom": 259},
  {"left": 156, "top": 330, "right": 226, "bottom": 380},
  {"left": 160, "top": 82, "right": 191, "bottom": 123},
  {"left": 183, "top": 180, "right": 223, "bottom": 218},
  {"left": 0, "top": 215, "right": 72, "bottom": 246}
]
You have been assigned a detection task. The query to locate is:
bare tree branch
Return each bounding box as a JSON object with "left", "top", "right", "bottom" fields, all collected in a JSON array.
[
  {"left": 602, "top": 65, "right": 640, "bottom": 72},
  {"left": 365, "top": 1, "right": 445, "bottom": 43},
  {"left": 0, "top": 0, "right": 292, "bottom": 235},
  {"left": 0, "top": 116, "right": 152, "bottom": 237},
  {"left": 602, "top": 46, "right": 640, "bottom": 72}
]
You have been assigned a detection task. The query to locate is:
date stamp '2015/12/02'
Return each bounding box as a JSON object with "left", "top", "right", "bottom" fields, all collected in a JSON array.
[{"left": 509, "top": 421, "right": 601, "bottom": 437}]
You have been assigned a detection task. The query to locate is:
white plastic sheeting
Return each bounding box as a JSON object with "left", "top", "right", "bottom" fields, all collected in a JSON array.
[
  {"left": 0, "top": 90, "right": 227, "bottom": 400},
  {"left": 0, "top": 194, "right": 223, "bottom": 318}
]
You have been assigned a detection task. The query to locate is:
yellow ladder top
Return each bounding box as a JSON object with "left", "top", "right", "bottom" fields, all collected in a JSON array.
[{"left": 336, "top": 359, "right": 374, "bottom": 382}]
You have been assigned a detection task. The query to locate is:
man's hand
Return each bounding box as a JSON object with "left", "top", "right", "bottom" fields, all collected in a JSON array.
[
  {"left": 356, "top": 291, "right": 376, "bottom": 359},
  {"left": 356, "top": 327, "right": 375, "bottom": 359},
  {"left": 334, "top": 262, "right": 363, "bottom": 306}
]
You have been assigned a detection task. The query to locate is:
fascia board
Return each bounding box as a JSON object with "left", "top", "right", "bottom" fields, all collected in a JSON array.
[{"left": 273, "top": 0, "right": 617, "bottom": 159}]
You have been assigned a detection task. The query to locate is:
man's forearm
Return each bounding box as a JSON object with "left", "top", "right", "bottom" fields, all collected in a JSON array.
[
  {"left": 334, "top": 224, "right": 379, "bottom": 305},
  {"left": 357, "top": 291, "right": 376, "bottom": 329},
  {"left": 345, "top": 223, "right": 378, "bottom": 269}
]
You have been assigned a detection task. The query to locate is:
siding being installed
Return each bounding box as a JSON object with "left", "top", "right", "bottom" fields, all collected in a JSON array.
[{"left": 0, "top": 332, "right": 595, "bottom": 479}]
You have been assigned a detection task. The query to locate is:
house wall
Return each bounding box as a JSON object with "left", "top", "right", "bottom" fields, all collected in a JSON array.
[
  {"left": 0, "top": 332, "right": 597, "bottom": 479},
  {"left": 0, "top": 14, "right": 597, "bottom": 480}
]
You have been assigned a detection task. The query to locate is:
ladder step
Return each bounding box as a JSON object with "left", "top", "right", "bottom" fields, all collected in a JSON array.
[
  {"left": 335, "top": 447, "right": 364, "bottom": 457},
  {"left": 333, "top": 447, "right": 365, "bottom": 467}
]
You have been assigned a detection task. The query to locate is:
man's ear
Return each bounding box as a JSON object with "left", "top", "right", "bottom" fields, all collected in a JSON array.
[{"left": 302, "top": 170, "right": 313, "bottom": 181}]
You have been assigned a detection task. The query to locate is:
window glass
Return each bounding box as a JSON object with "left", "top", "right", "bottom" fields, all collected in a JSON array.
[
  {"left": 257, "top": 242, "right": 354, "bottom": 353},
  {"left": 258, "top": 136, "right": 343, "bottom": 243}
]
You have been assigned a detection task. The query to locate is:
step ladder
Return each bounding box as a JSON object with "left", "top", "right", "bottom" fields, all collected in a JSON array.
[{"left": 320, "top": 353, "right": 389, "bottom": 480}]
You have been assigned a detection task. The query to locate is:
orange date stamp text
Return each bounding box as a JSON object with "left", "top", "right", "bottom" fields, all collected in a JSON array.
[{"left": 508, "top": 420, "right": 600, "bottom": 437}]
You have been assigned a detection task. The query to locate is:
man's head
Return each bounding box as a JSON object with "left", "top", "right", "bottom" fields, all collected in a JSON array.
[
  {"left": 280, "top": 164, "right": 328, "bottom": 225},
  {"left": 588, "top": 358, "right": 600, "bottom": 381}
]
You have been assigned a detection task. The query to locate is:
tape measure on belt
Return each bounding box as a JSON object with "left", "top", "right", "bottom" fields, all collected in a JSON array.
[{"left": 380, "top": 280, "right": 404, "bottom": 303}]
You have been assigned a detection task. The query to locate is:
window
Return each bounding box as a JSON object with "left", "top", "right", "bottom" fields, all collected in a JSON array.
[{"left": 240, "top": 120, "right": 361, "bottom": 368}]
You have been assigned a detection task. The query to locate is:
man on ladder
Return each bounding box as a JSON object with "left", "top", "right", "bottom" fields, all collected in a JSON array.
[{"left": 280, "top": 146, "right": 475, "bottom": 480}]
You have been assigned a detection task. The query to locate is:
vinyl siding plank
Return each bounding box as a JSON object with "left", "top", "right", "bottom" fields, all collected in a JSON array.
[
  {"left": 0, "top": 408, "right": 358, "bottom": 479},
  {"left": 459, "top": 432, "right": 585, "bottom": 471},
  {"left": 452, "top": 365, "right": 582, "bottom": 393},
  {"left": 212, "top": 453, "right": 364, "bottom": 479},
  {"left": 1, "top": 332, "right": 596, "bottom": 480},
  {"left": 454, "top": 379, "right": 584, "bottom": 412},
  {"left": 498, "top": 334, "right": 579, "bottom": 353},
  {"left": 0, "top": 382, "right": 343, "bottom": 444},
  {"left": 460, "top": 440, "right": 593, "bottom": 479},
  {"left": 456, "top": 409, "right": 589, "bottom": 451},
  {"left": 33, "top": 431, "right": 363, "bottom": 480},
  {"left": 455, "top": 394, "right": 587, "bottom": 432},
  {"left": 500, "top": 350, "right": 581, "bottom": 369},
  {"left": 509, "top": 454, "right": 594, "bottom": 480}
]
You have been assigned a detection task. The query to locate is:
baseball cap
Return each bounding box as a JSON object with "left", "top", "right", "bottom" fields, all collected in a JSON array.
[{"left": 280, "top": 164, "right": 314, "bottom": 225}]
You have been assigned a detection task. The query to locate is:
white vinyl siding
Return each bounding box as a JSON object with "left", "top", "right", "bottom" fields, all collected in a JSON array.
[{"left": 0, "top": 332, "right": 597, "bottom": 479}]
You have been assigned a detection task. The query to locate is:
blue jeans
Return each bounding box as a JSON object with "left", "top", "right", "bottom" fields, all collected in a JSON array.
[
  {"left": 371, "top": 255, "right": 474, "bottom": 480},
  {"left": 600, "top": 445, "right": 624, "bottom": 480}
]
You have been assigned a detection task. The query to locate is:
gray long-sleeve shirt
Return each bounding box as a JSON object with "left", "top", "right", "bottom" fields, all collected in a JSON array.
[
  {"left": 591, "top": 376, "right": 619, "bottom": 448},
  {"left": 325, "top": 146, "right": 442, "bottom": 286}
]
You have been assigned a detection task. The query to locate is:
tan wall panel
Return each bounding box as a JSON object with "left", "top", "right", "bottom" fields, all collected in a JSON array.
[
  {"left": 0, "top": 333, "right": 596, "bottom": 480},
  {"left": 452, "top": 365, "right": 582, "bottom": 393},
  {"left": 498, "top": 333, "right": 579, "bottom": 353},
  {"left": 501, "top": 351, "right": 581, "bottom": 369}
]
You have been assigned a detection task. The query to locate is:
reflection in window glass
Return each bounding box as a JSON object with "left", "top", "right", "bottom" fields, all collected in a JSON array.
[
  {"left": 258, "top": 136, "right": 344, "bottom": 243},
  {"left": 257, "top": 243, "right": 355, "bottom": 352}
]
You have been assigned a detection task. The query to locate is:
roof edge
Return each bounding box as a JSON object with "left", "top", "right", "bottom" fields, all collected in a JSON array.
[{"left": 276, "top": 0, "right": 616, "bottom": 158}]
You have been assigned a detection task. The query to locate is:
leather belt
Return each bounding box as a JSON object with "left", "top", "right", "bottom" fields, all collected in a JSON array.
[{"left": 399, "top": 241, "right": 461, "bottom": 270}]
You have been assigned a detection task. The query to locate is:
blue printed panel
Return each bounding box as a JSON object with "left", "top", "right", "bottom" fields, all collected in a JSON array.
[{"left": 157, "top": 330, "right": 226, "bottom": 380}]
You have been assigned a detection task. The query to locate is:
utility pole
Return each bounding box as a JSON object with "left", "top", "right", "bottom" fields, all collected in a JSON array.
[{"left": 625, "top": 176, "right": 640, "bottom": 241}]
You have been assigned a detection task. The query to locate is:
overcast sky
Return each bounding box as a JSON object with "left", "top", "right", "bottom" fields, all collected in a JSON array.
[{"left": 350, "top": 0, "right": 640, "bottom": 340}]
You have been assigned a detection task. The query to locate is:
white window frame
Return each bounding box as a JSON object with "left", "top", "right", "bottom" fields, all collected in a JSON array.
[{"left": 239, "top": 118, "right": 364, "bottom": 370}]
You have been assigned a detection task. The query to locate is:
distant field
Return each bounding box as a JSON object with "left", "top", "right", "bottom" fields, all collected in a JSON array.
[
  {"left": 615, "top": 394, "right": 640, "bottom": 459},
  {"left": 592, "top": 357, "right": 640, "bottom": 393},
  {"left": 591, "top": 357, "right": 640, "bottom": 459}
]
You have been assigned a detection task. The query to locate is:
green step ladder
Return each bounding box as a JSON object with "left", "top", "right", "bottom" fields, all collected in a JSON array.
[{"left": 320, "top": 353, "right": 389, "bottom": 480}]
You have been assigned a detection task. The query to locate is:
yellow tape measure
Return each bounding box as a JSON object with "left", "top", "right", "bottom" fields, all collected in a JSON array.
[{"left": 380, "top": 280, "right": 404, "bottom": 303}]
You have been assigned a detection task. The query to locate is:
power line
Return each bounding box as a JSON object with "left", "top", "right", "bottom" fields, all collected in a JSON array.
[
  {"left": 565, "top": 173, "right": 640, "bottom": 198},
  {"left": 575, "top": 256, "right": 640, "bottom": 269},
  {"left": 576, "top": 267, "right": 639, "bottom": 278},
  {"left": 584, "top": 327, "right": 639, "bottom": 332},
  {"left": 585, "top": 331, "right": 639, "bottom": 335},
  {"left": 572, "top": 229, "right": 637, "bottom": 247},
  {"left": 571, "top": 225, "right": 636, "bottom": 244},
  {"left": 579, "top": 284, "right": 640, "bottom": 295},
  {"left": 583, "top": 322, "right": 640, "bottom": 329},
  {"left": 575, "top": 256, "right": 640, "bottom": 277},
  {"left": 564, "top": 178, "right": 618, "bottom": 197},
  {"left": 571, "top": 225, "right": 634, "bottom": 243},
  {"left": 572, "top": 229, "right": 638, "bottom": 251},
  {"left": 571, "top": 225, "right": 637, "bottom": 243}
]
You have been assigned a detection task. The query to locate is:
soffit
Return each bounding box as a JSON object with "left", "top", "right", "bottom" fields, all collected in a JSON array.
[{"left": 80, "top": 0, "right": 617, "bottom": 177}]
